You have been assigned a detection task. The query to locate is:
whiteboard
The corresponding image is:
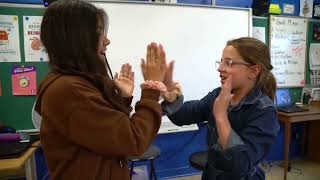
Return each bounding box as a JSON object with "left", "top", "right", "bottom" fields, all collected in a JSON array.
[
  {"left": 92, "top": 1, "right": 251, "bottom": 133},
  {"left": 269, "top": 15, "right": 308, "bottom": 87}
]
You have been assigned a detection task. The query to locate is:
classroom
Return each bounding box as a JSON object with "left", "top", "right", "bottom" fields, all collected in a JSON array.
[{"left": 0, "top": 0, "right": 320, "bottom": 180}]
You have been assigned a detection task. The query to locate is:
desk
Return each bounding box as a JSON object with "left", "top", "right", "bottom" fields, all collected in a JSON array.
[
  {"left": 278, "top": 104, "right": 320, "bottom": 180},
  {"left": 0, "top": 141, "right": 40, "bottom": 180},
  {"left": 308, "top": 120, "right": 320, "bottom": 162}
]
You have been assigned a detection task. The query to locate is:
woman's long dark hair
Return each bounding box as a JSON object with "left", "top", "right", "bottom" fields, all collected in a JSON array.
[{"left": 41, "top": 0, "right": 129, "bottom": 114}]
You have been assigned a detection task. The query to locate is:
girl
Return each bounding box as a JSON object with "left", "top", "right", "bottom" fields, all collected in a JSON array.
[
  {"left": 162, "top": 37, "right": 280, "bottom": 180},
  {"left": 36, "top": 0, "right": 167, "bottom": 179}
]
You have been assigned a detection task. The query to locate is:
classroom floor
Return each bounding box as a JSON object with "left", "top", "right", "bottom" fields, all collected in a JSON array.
[{"left": 168, "top": 159, "right": 320, "bottom": 180}]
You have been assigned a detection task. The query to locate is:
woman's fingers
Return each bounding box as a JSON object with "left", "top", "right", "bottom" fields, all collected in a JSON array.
[
  {"left": 141, "top": 42, "right": 167, "bottom": 82},
  {"left": 146, "top": 44, "right": 151, "bottom": 67},
  {"left": 155, "top": 43, "right": 161, "bottom": 65},
  {"left": 131, "top": 72, "right": 135, "bottom": 83},
  {"left": 114, "top": 72, "right": 119, "bottom": 80},
  {"left": 123, "top": 64, "right": 128, "bottom": 77},
  {"left": 150, "top": 43, "right": 156, "bottom": 66},
  {"left": 120, "top": 63, "right": 130, "bottom": 78}
]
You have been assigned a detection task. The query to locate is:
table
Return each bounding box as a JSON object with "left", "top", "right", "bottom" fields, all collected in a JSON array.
[
  {"left": 277, "top": 104, "right": 320, "bottom": 180},
  {"left": 0, "top": 141, "right": 40, "bottom": 180}
]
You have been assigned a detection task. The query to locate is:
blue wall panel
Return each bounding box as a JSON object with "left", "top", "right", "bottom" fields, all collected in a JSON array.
[
  {"left": 216, "top": 0, "right": 252, "bottom": 8},
  {"left": 178, "top": 0, "right": 211, "bottom": 6},
  {"left": 270, "top": 0, "right": 300, "bottom": 16},
  {"left": 153, "top": 123, "right": 207, "bottom": 178}
]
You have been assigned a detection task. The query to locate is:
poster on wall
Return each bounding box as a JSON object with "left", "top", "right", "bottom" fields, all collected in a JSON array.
[
  {"left": 314, "top": 4, "right": 320, "bottom": 18},
  {"left": 311, "top": 88, "right": 320, "bottom": 101},
  {"left": 269, "top": 16, "right": 307, "bottom": 87},
  {"left": 11, "top": 65, "right": 37, "bottom": 96},
  {"left": 23, "top": 16, "right": 48, "bottom": 62},
  {"left": 311, "top": 70, "right": 320, "bottom": 85},
  {"left": 283, "top": 4, "right": 295, "bottom": 15},
  {"left": 0, "top": 15, "right": 21, "bottom": 62},
  {"left": 300, "top": 0, "right": 314, "bottom": 18},
  {"left": 252, "top": 27, "right": 266, "bottom": 43},
  {"left": 309, "top": 43, "right": 320, "bottom": 70}
]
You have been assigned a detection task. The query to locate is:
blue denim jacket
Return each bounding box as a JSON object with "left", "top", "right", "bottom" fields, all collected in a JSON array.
[{"left": 162, "top": 87, "right": 280, "bottom": 180}]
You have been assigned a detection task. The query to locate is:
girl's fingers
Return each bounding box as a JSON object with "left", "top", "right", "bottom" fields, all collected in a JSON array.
[
  {"left": 140, "top": 58, "right": 147, "bottom": 79},
  {"left": 160, "top": 44, "right": 166, "bottom": 61},
  {"left": 127, "top": 64, "right": 132, "bottom": 73},
  {"left": 159, "top": 44, "right": 167, "bottom": 71},
  {"left": 141, "top": 58, "right": 146, "bottom": 69},
  {"left": 220, "top": 75, "right": 232, "bottom": 99},
  {"left": 120, "top": 64, "right": 125, "bottom": 77},
  {"left": 125, "top": 63, "right": 131, "bottom": 77},
  {"left": 167, "top": 60, "right": 174, "bottom": 78},
  {"left": 225, "top": 75, "right": 232, "bottom": 92},
  {"left": 127, "top": 64, "right": 132, "bottom": 79}
]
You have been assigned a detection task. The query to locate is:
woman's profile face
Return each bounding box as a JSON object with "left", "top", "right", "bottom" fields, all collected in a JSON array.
[{"left": 97, "top": 20, "right": 110, "bottom": 62}]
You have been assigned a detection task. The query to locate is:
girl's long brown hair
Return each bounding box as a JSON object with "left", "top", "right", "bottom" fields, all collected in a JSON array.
[{"left": 41, "top": 0, "right": 129, "bottom": 114}]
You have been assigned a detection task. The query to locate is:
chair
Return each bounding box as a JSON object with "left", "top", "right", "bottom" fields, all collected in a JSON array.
[
  {"left": 128, "top": 145, "right": 161, "bottom": 180},
  {"left": 189, "top": 151, "right": 208, "bottom": 171}
]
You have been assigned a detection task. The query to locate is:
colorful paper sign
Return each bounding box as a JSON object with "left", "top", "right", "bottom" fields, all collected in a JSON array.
[
  {"left": 0, "top": 15, "right": 21, "bottom": 62},
  {"left": 23, "top": 16, "right": 48, "bottom": 62},
  {"left": 11, "top": 65, "right": 37, "bottom": 96}
]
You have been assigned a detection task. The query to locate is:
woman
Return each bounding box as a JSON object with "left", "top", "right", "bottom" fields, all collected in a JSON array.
[{"left": 36, "top": 0, "right": 167, "bottom": 179}]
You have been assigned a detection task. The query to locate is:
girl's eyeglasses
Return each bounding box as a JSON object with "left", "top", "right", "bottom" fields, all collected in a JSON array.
[{"left": 215, "top": 59, "right": 251, "bottom": 70}]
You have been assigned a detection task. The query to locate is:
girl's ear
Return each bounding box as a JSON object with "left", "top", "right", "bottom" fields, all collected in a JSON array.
[{"left": 248, "top": 64, "right": 261, "bottom": 80}]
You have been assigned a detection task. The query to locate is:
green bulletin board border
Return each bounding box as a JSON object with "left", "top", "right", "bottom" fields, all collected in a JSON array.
[{"left": 0, "top": 5, "right": 48, "bottom": 130}]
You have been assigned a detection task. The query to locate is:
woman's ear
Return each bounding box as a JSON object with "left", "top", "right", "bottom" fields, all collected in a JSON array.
[{"left": 248, "top": 64, "right": 261, "bottom": 80}]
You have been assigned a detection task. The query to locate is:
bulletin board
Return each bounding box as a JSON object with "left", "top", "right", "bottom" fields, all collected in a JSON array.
[
  {"left": 0, "top": 4, "right": 47, "bottom": 130},
  {"left": 253, "top": 16, "right": 316, "bottom": 103}
]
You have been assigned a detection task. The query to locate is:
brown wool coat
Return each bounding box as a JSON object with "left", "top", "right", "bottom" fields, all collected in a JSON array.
[{"left": 35, "top": 73, "right": 162, "bottom": 180}]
